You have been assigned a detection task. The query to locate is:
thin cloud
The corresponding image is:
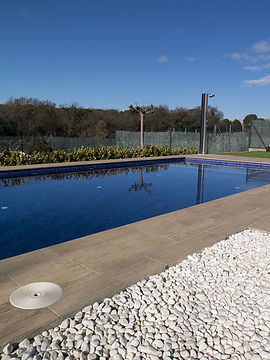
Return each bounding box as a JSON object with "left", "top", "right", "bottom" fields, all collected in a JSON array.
[
  {"left": 243, "top": 65, "right": 261, "bottom": 71},
  {"left": 230, "top": 40, "right": 270, "bottom": 65},
  {"left": 230, "top": 42, "right": 270, "bottom": 86},
  {"left": 252, "top": 40, "right": 270, "bottom": 53},
  {"left": 257, "top": 54, "right": 270, "bottom": 61},
  {"left": 230, "top": 52, "right": 250, "bottom": 61},
  {"left": 156, "top": 55, "right": 169, "bottom": 63},
  {"left": 230, "top": 53, "right": 270, "bottom": 63},
  {"left": 186, "top": 57, "right": 195, "bottom": 62},
  {"left": 243, "top": 74, "right": 270, "bottom": 87}
]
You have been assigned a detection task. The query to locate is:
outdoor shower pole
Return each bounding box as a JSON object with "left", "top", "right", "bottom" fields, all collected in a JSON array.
[
  {"left": 199, "top": 93, "right": 214, "bottom": 154},
  {"left": 199, "top": 93, "right": 208, "bottom": 154}
]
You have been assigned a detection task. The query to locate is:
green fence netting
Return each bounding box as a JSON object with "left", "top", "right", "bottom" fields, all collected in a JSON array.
[{"left": 249, "top": 119, "right": 270, "bottom": 149}]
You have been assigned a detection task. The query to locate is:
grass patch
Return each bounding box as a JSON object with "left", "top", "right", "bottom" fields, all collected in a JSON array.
[{"left": 220, "top": 151, "right": 270, "bottom": 158}]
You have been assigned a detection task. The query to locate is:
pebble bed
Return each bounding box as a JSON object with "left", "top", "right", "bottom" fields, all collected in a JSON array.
[{"left": 2, "top": 229, "right": 270, "bottom": 360}]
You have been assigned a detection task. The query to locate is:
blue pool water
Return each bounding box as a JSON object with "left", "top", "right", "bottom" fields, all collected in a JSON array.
[{"left": 1, "top": 160, "right": 270, "bottom": 260}]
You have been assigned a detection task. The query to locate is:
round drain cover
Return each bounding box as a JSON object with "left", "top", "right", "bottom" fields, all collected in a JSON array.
[{"left": 9, "top": 282, "right": 63, "bottom": 309}]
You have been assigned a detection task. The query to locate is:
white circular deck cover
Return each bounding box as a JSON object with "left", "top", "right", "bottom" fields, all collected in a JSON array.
[{"left": 9, "top": 282, "right": 63, "bottom": 309}]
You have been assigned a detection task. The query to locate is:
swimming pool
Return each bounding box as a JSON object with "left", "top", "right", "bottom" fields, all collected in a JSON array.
[{"left": 1, "top": 158, "right": 270, "bottom": 260}]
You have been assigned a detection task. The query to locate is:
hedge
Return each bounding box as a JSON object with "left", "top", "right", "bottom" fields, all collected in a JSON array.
[{"left": 0, "top": 145, "right": 197, "bottom": 166}]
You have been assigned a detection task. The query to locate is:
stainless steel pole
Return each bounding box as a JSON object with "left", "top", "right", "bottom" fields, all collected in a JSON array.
[{"left": 199, "top": 93, "right": 208, "bottom": 154}]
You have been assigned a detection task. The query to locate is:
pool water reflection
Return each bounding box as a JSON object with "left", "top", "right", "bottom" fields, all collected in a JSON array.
[{"left": 1, "top": 162, "right": 270, "bottom": 259}]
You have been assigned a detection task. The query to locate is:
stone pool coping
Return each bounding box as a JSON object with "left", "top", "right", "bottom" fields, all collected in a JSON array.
[
  {"left": 0, "top": 155, "right": 186, "bottom": 174},
  {"left": 1, "top": 154, "right": 270, "bottom": 348},
  {"left": 1, "top": 153, "right": 270, "bottom": 173}
]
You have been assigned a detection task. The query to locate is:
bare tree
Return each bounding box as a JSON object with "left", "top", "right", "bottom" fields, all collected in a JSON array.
[{"left": 129, "top": 104, "right": 154, "bottom": 148}]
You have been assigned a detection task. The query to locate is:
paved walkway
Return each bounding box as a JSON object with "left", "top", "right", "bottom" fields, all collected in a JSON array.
[{"left": 1, "top": 154, "right": 270, "bottom": 347}]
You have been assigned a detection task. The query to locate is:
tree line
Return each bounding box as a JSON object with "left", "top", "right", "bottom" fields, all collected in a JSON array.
[{"left": 0, "top": 97, "right": 264, "bottom": 138}]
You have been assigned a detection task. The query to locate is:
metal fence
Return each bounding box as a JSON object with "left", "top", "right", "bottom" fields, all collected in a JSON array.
[
  {"left": 115, "top": 130, "right": 201, "bottom": 150},
  {"left": 0, "top": 130, "right": 249, "bottom": 154},
  {"left": 249, "top": 119, "right": 270, "bottom": 149},
  {"left": 207, "top": 132, "right": 248, "bottom": 153},
  {"left": 0, "top": 136, "right": 116, "bottom": 153},
  {"left": 115, "top": 130, "right": 249, "bottom": 153}
]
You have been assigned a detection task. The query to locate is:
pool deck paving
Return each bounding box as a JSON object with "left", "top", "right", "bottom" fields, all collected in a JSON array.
[{"left": 1, "top": 154, "right": 270, "bottom": 348}]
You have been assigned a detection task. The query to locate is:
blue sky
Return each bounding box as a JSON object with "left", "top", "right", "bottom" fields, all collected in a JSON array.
[{"left": 1, "top": 0, "right": 270, "bottom": 121}]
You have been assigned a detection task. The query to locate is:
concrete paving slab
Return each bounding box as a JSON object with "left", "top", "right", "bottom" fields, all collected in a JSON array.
[
  {"left": 49, "top": 256, "right": 167, "bottom": 317},
  {"left": 0, "top": 247, "right": 56, "bottom": 275},
  {"left": 6, "top": 262, "right": 97, "bottom": 288},
  {"left": 249, "top": 215, "right": 270, "bottom": 233},
  {"left": 0, "top": 305, "right": 57, "bottom": 347},
  {"left": 0, "top": 274, "right": 18, "bottom": 306},
  {"left": 128, "top": 215, "right": 186, "bottom": 238},
  {"left": 144, "top": 231, "right": 226, "bottom": 266}
]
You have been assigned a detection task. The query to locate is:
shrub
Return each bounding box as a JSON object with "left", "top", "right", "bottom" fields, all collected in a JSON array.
[
  {"left": 0, "top": 145, "right": 197, "bottom": 166},
  {"left": 27, "top": 136, "right": 52, "bottom": 154}
]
